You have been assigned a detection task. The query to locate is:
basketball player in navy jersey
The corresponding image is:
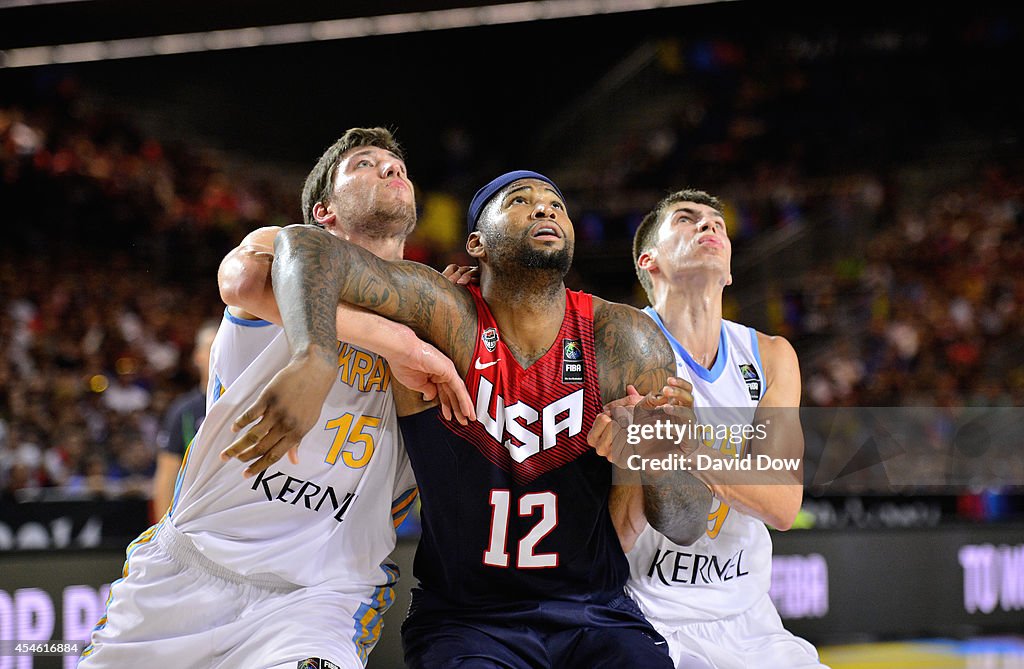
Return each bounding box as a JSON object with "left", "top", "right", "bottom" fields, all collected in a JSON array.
[
  {"left": 590, "top": 189, "right": 825, "bottom": 668},
  {"left": 224, "top": 171, "right": 713, "bottom": 667}
]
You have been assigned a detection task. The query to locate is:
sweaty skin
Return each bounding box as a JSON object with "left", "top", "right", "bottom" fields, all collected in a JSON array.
[{"left": 226, "top": 179, "right": 711, "bottom": 545}]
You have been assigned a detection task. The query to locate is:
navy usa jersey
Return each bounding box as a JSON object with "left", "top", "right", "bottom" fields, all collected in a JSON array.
[{"left": 399, "top": 285, "right": 628, "bottom": 607}]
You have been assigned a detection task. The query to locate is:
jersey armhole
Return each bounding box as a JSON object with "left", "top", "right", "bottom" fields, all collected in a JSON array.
[
  {"left": 223, "top": 306, "right": 273, "bottom": 328},
  {"left": 748, "top": 327, "right": 766, "bottom": 401}
]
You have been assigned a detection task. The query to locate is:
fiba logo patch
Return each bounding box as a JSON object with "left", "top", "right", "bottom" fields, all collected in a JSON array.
[
  {"left": 481, "top": 327, "right": 499, "bottom": 353},
  {"left": 297, "top": 660, "right": 341, "bottom": 669},
  {"left": 738, "top": 363, "right": 761, "bottom": 401},
  {"left": 562, "top": 339, "right": 585, "bottom": 383}
]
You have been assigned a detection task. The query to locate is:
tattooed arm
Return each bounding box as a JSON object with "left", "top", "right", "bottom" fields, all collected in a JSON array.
[
  {"left": 593, "top": 298, "right": 711, "bottom": 548},
  {"left": 219, "top": 223, "right": 473, "bottom": 417},
  {"left": 592, "top": 299, "right": 675, "bottom": 405},
  {"left": 221, "top": 224, "right": 477, "bottom": 475},
  {"left": 271, "top": 224, "right": 477, "bottom": 372},
  {"left": 220, "top": 226, "right": 436, "bottom": 364}
]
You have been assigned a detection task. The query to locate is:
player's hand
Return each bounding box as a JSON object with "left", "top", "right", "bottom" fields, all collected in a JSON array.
[
  {"left": 220, "top": 353, "right": 336, "bottom": 477},
  {"left": 632, "top": 377, "right": 699, "bottom": 457},
  {"left": 639, "top": 376, "right": 694, "bottom": 410},
  {"left": 602, "top": 384, "right": 646, "bottom": 414},
  {"left": 589, "top": 378, "right": 698, "bottom": 467},
  {"left": 441, "top": 264, "right": 479, "bottom": 286},
  {"left": 589, "top": 385, "right": 642, "bottom": 467},
  {"left": 387, "top": 339, "right": 475, "bottom": 425}
]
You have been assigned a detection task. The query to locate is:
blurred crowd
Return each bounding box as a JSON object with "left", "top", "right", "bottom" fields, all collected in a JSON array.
[
  {"left": 0, "top": 84, "right": 277, "bottom": 503},
  {"left": 548, "top": 15, "right": 1024, "bottom": 409},
  {"left": 791, "top": 172, "right": 1024, "bottom": 409},
  {"left": 0, "top": 258, "right": 221, "bottom": 502},
  {"left": 1, "top": 12, "right": 1022, "bottom": 502}
]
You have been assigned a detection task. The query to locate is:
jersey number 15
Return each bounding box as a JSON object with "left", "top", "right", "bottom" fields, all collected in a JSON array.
[{"left": 324, "top": 413, "right": 379, "bottom": 468}]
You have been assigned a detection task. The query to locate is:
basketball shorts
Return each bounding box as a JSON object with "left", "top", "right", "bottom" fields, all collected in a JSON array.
[
  {"left": 401, "top": 587, "right": 673, "bottom": 668},
  {"left": 654, "top": 593, "right": 827, "bottom": 669},
  {"left": 79, "top": 521, "right": 391, "bottom": 669}
]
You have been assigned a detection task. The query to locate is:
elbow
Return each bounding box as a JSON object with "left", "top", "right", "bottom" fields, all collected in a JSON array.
[
  {"left": 767, "top": 489, "right": 803, "bottom": 532},
  {"left": 219, "top": 252, "right": 269, "bottom": 312},
  {"left": 219, "top": 225, "right": 280, "bottom": 310},
  {"left": 662, "top": 519, "right": 706, "bottom": 547},
  {"left": 218, "top": 269, "right": 245, "bottom": 308},
  {"left": 647, "top": 493, "right": 712, "bottom": 547},
  {"left": 218, "top": 257, "right": 244, "bottom": 307},
  {"left": 771, "top": 514, "right": 795, "bottom": 532}
]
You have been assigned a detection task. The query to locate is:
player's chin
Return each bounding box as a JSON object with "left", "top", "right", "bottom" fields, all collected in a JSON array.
[
  {"left": 690, "top": 254, "right": 730, "bottom": 273},
  {"left": 380, "top": 197, "right": 415, "bottom": 218},
  {"left": 527, "top": 239, "right": 566, "bottom": 253},
  {"left": 387, "top": 189, "right": 416, "bottom": 208},
  {"left": 517, "top": 245, "right": 572, "bottom": 272}
]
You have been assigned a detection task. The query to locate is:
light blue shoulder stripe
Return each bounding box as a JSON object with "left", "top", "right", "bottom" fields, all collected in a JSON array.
[{"left": 643, "top": 306, "right": 729, "bottom": 383}]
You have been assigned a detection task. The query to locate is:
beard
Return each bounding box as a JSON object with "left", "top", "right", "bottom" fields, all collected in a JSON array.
[
  {"left": 484, "top": 227, "right": 573, "bottom": 277},
  {"left": 516, "top": 245, "right": 572, "bottom": 274},
  {"left": 335, "top": 192, "right": 416, "bottom": 239}
]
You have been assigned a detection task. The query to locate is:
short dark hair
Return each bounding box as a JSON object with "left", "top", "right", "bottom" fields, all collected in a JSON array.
[
  {"left": 300, "top": 127, "right": 405, "bottom": 226},
  {"left": 632, "top": 189, "right": 723, "bottom": 302}
]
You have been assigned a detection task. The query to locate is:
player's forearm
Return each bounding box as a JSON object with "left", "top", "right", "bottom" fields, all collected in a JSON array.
[
  {"left": 336, "top": 304, "right": 419, "bottom": 361},
  {"left": 610, "top": 485, "right": 647, "bottom": 553},
  {"left": 219, "top": 232, "right": 417, "bottom": 361},
  {"left": 718, "top": 483, "right": 802, "bottom": 531},
  {"left": 274, "top": 224, "right": 476, "bottom": 378},
  {"left": 272, "top": 225, "right": 355, "bottom": 365},
  {"left": 640, "top": 470, "right": 712, "bottom": 546},
  {"left": 688, "top": 444, "right": 803, "bottom": 530}
]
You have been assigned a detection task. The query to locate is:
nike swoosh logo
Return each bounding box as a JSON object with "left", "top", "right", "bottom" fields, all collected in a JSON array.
[{"left": 474, "top": 358, "right": 501, "bottom": 370}]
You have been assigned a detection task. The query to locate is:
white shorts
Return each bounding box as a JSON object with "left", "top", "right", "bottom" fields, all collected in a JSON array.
[
  {"left": 79, "top": 522, "right": 390, "bottom": 669},
  {"left": 656, "top": 594, "right": 828, "bottom": 669}
]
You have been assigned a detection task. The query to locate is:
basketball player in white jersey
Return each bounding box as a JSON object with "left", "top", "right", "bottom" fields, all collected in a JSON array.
[
  {"left": 80, "top": 128, "right": 473, "bottom": 669},
  {"left": 590, "top": 189, "right": 826, "bottom": 668}
]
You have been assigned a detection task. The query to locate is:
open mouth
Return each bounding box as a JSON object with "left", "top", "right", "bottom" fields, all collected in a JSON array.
[{"left": 531, "top": 224, "right": 562, "bottom": 240}]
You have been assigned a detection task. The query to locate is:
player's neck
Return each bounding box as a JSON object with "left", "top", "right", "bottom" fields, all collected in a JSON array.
[
  {"left": 339, "top": 229, "right": 406, "bottom": 261},
  {"left": 480, "top": 268, "right": 566, "bottom": 367},
  {"left": 654, "top": 277, "right": 724, "bottom": 371}
]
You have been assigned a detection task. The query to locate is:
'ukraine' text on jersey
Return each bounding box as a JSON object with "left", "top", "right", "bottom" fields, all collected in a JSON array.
[{"left": 165, "top": 313, "right": 416, "bottom": 590}]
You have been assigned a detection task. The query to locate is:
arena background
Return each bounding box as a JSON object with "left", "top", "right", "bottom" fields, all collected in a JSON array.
[{"left": 1, "top": 1, "right": 1023, "bottom": 667}]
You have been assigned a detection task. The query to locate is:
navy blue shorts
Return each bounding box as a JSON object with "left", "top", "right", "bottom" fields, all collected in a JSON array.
[{"left": 401, "top": 588, "right": 672, "bottom": 669}]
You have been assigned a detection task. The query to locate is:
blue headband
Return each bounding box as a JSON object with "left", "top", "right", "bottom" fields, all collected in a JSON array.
[{"left": 466, "top": 170, "right": 565, "bottom": 233}]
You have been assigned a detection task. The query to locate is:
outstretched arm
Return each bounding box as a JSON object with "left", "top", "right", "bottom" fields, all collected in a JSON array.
[
  {"left": 219, "top": 225, "right": 473, "bottom": 415},
  {"left": 593, "top": 299, "right": 712, "bottom": 547},
  {"left": 270, "top": 224, "right": 477, "bottom": 373},
  {"left": 222, "top": 224, "right": 477, "bottom": 474},
  {"left": 219, "top": 226, "right": 428, "bottom": 364}
]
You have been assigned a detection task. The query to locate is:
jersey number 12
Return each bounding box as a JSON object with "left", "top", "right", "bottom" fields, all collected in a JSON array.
[{"left": 483, "top": 489, "right": 559, "bottom": 569}]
